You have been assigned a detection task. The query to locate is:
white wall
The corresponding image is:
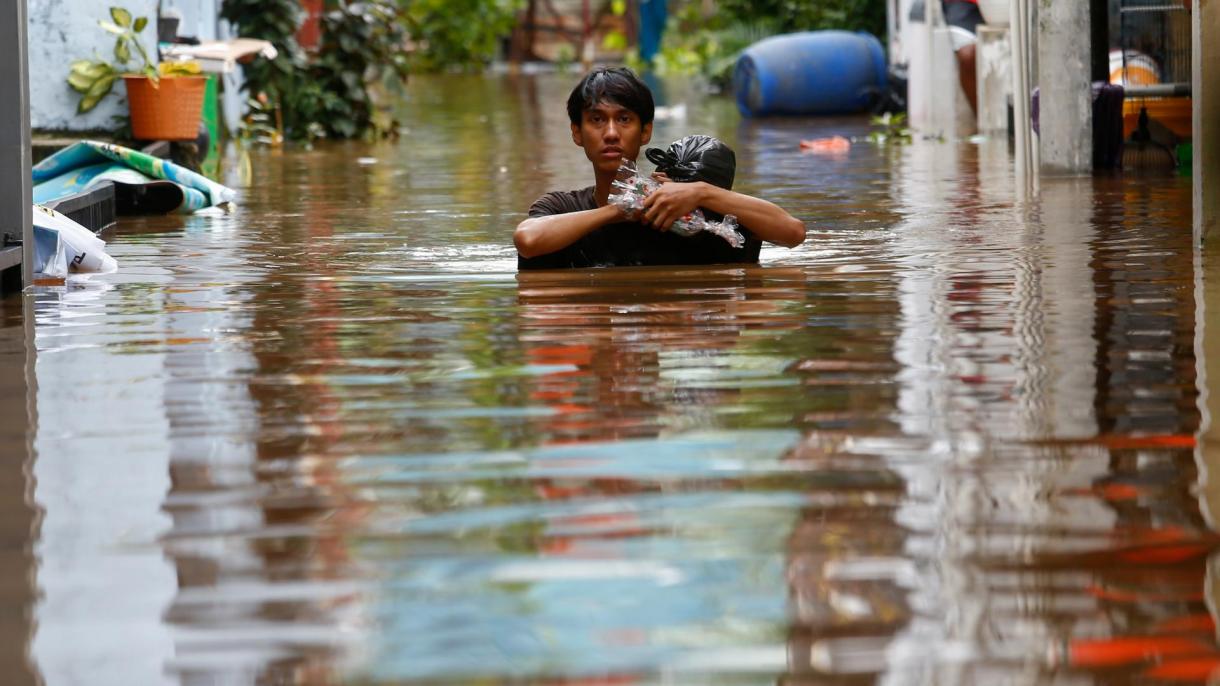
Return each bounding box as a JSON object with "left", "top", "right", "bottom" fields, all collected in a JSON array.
[
  {"left": 161, "top": 0, "right": 221, "bottom": 44},
  {"left": 27, "top": 0, "right": 221, "bottom": 132}
]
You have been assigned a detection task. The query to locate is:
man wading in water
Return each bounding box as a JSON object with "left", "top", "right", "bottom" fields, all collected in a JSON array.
[{"left": 514, "top": 67, "right": 806, "bottom": 269}]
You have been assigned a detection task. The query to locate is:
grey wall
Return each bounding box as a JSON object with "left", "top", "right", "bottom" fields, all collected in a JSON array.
[
  {"left": 1196, "top": 0, "right": 1219, "bottom": 244},
  {"left": 162, "top": 0, "right": 222, "bottom": 43},
  {"left": 27, "top": 0, "right": 221, "bottom": 132},
  {"left": 1037, "top": 0, "right": 1092, "bottom": 174}
]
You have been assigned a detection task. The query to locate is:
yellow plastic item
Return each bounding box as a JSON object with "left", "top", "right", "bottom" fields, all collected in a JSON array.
[{"left": 158, "top": 60, "right": 203, "bottom": 77}]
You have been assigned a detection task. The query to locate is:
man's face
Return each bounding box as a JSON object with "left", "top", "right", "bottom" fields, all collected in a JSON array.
[{"left": 571, "top": 101, "right": 652, "bottom": 175}]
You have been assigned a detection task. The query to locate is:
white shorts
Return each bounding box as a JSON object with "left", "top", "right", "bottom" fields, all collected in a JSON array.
[{"left": 948, "top": 25, "right": 977, "bottom": 51}]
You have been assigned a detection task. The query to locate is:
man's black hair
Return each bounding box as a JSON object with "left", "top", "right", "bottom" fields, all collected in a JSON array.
[{"left": 566, "top": 67, "right": 655, "bottom": 127}]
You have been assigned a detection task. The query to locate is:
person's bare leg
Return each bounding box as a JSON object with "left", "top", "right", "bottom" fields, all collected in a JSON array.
[{"left": 956, "top": 44, "right": 978, "bottom": 114}]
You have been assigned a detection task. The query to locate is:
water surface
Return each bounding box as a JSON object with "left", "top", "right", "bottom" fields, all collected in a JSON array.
[{"left": 15, "top": 73, "right": 1211, "bottom": 685}]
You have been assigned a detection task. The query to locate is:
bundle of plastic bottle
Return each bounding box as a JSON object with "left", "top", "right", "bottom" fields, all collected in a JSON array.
[{"left": 607, "top": 161, "right": 744, "bottom": 248}]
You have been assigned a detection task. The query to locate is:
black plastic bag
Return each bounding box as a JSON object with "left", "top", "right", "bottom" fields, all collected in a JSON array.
[{"left": 645, "top": 135, "right": 736, "bottom": 190}]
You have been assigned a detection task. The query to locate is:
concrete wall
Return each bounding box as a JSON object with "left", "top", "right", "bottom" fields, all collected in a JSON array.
[
  {"left": 975, "top": 26, "right": 1010, "bottom": 134},
  {"left": 2, "top": 0, "right": 33, "bottom": 286},
  {"left": 162, "top": 0, "right": 222, "bottom": 44},
  {"left": 1037, "top": 0, "right": 1092, "bottom": 174},
  {"left": 1195, "top": 0, "right": 1220, "bottom": 547},
  {"left": 26, "top": 0, "right": 221, "bottom": 132},
  {"left": 1195, "top": 0, "right": 1219, "bottom": 245}
]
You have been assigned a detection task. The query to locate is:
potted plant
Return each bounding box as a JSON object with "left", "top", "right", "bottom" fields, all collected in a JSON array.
[{"left": 67, "top": 6, "right": 207, "bottom": 141}]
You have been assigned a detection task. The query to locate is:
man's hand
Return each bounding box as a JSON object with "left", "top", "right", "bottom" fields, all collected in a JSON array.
[
  {"left": 515, "top": 203, "right": 626, "bottom": 258},
  {"left": 640, "top": 180, "right": 707, "bottom": 231}
]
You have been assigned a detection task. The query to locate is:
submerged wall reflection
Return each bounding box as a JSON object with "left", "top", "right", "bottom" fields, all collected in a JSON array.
[{"left": 0, "top": 295, "right": 39, "bottom": 686}]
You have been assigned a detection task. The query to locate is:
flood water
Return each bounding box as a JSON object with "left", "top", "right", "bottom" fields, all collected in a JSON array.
[{"left": 3, "top": 73, "right": 1214, "bottom": 684}]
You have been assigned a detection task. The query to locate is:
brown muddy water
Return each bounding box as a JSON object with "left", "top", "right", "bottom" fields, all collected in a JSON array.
[{"left": 0, "top": 73, "right": 1212, "bottom": 685}]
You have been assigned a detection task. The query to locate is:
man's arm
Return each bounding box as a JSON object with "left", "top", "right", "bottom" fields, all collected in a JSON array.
[
  {"left": 514, "top": 204, "right": 624, "bottom": 258},
  {"left": 640, "top": 181, "right": 806, "bottom": 248}
]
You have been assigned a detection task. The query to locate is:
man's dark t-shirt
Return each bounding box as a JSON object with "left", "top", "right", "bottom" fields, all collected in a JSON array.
[{"left": 517, "top": 186, "right": 763, "bottom": 270}]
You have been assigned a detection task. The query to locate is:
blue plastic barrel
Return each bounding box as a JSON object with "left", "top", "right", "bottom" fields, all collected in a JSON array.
[{"left": 734, "top": 31, "right": 887, "bottom": 117}]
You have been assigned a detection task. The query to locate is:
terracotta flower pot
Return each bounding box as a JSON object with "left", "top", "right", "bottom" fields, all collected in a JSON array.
[{"left": 122, "top": 74, "right": 207, "bottom": 141}]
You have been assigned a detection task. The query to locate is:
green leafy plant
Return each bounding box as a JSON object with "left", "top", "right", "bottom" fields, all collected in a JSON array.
[
  {"left": 866, "top": 112, "right": 913, "bottom": 145},
  {"left": 67, "top": 7, "right": 158, "bottom": 113},
  {"left": 238, "top": 94, "right": 282, "bottom": 147},
  {"left": 643, "top": 0, "right": 885, "bottom": 85},
  {"left": 601, "top": 0, "right": 629, "bottom": 53},
  {"left": 223, "top": 0, "right": 409, "bottom": 142},
  {"left": 399, "top": 0, "right": 521, "bottom": 72},
  {"left": 714, "top": 0, "right": 886, "bottom": 37},
  {"left": 648, "top": 4, "right": 768, "bottom": 86},
  {"left": 220, "top": 0, "right": 307, "bottom": 139},
  {"left": 554, "top": 43, "right": 576, "bottom": 72},
  {"left": 306, "top": 0, "right": 410, "bottom": 139}
]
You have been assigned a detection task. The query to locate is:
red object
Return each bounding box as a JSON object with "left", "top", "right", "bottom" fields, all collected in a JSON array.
[
  {"left": 1068, "top": 636, "right": 1212, "bottom": 668},
  {"left": 298, "top": 0, "right": 324, "bottom": 51},
  {"left": 799, "top": 136, "right": 852, "bottom": 155},
  {"left": 1029, "top": 433, "right": 1197, "bottom": 450},
  {"left": 1143, "top": 657, "right": 1220, "bottom": 681},
  {"left": 1153, "top": 614, "right": 1217, "bottom": 635}
]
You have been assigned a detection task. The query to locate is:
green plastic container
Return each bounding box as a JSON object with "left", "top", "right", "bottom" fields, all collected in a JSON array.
[
  {"left": 1177, "top": 142, "right": 1192, "bottom": 175},
  {"left": 201, "top": 74, "right": 221, "bottom": 179}
]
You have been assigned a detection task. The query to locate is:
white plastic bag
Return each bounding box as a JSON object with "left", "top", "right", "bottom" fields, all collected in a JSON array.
[{"left": 32, "top": 205, "right": 118, "bottom": 275}]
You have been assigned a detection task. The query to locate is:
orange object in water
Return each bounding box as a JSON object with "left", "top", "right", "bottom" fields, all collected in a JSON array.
[
  {"left": 1086, "top": 581, "right": 1204, "bottom": 603},
  {"left": 1114, "top": 542, "right": 1213, "bottom": 566},
  {"left": 1030, "top": 433, "right": 1196, "bottom": 450},
  {"left": 1152, "top": 614, "right": 1216, "bottom": 636},
  {"left": 123, "top": 75, "right": 207, "bottom": 141},
  {"left": 1068, "top": 636, "right": 1212, "bottom": 668},
  {"left": 799, "top": 136, "right": 852, "bottom": 155},
  {"left": 1062, "top": 482, "right": 1144, "bottom": 501},
  {"left": 1094, "top": 483, "right": 1143, "bottom": 501},
  {"left": 1143, "top": 656, "right": 1220, "bottom": 681}
]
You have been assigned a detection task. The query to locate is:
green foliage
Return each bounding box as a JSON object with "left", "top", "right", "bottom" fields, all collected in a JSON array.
[
  {"left": 554, "top": 43, "right": 576, "bottom": 72},
  {"left": 222, "top": 0, "right": 409, "bottom": 141},
  {"left": 648, "top": 4, "right": 765, "bottom": 84},
  {"left": 306, "top": 1, "right": 411, "bottom": 138},
  {"left": 866, "top": 112, "right": 912, "bottom": 145},
  {"left": 220, "top": 0, "right": 309, "bottom": 134},
  {"left": 715, "top": 0, "right": 886, "bottom": 37},
  {"left": 601, "top": 0, "right": 629, "bottom": 55},
  {"left": 238, "top": 95, "right": 281, "bottom": 147},
  {"left": 67, "top": 6, "right": 158, "bottom": 113},
  {"left": 398, "top": 0, "right": 522, "bottom": 71},
  {"left": 647, "top": 0, "right": 886, "bottom": 85}
]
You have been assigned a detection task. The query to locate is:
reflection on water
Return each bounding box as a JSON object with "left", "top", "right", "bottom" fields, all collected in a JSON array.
[
  {"left": 0, "top": 297, "right": 38, "bottom": 686},
  {"left": 17, "top": 73, "right": 1211, "bottom": 684}
]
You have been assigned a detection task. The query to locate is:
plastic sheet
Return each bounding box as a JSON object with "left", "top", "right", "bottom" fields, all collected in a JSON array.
[{"left": 32, "top": 140, "right": 235, "bottom": 213}]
